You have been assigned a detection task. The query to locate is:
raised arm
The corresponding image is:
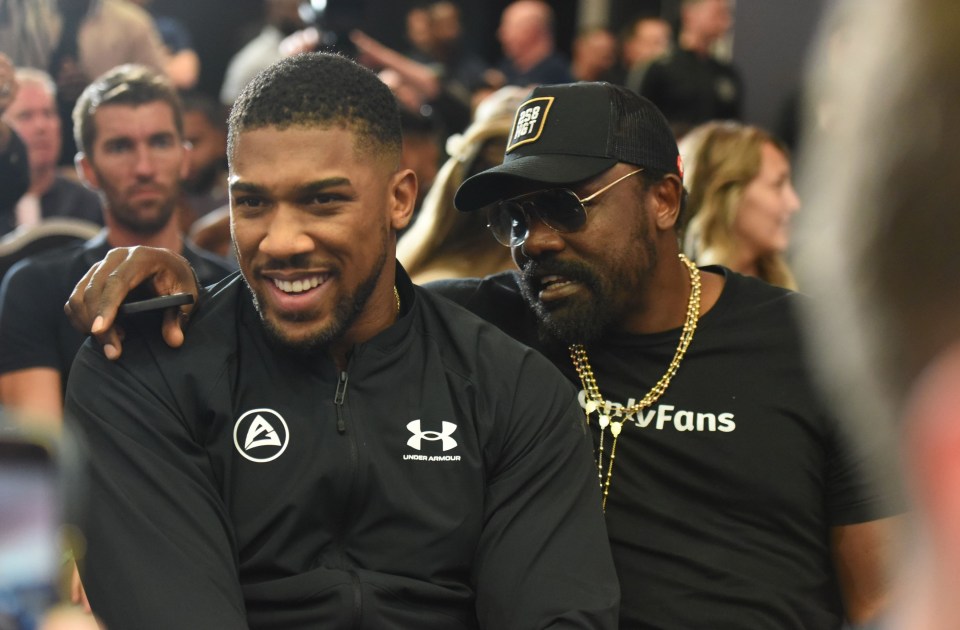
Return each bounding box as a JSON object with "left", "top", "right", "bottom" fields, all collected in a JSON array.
[{"left": 64, "top": 246, "right": 200, "bottom": 359}]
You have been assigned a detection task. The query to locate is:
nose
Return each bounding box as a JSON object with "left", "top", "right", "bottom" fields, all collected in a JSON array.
[
  {"left": 785, "top": 182, "right": 801, "bottom": 213},
  {"left": 132, "top": 144, "right": 156, "bottom": 179},
  {"left": 513, "top": 213, "right": 565, "bottom": 266},
  {"left": 258, "top": 205, "right": 315, "bottom": 259}
]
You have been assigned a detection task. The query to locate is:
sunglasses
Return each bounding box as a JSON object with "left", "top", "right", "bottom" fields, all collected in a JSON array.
[{"left": 485, "top": 168, "right": 644, "bottom": 247}]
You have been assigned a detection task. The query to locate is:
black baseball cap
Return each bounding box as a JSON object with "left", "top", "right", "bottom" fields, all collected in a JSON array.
[{"left": 454, "top": 82, "right": 682, "bottom": 211}]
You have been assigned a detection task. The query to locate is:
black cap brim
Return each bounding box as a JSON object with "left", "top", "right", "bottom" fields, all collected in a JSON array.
[{"left": 454, "top": 154, "right": 618, "bottom": 211}]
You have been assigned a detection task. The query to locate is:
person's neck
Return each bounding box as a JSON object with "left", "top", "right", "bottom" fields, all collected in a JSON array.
[
  {"left": 28, "top": 164, "right": 57, "bottom": 196},
  {"left": 620, "top": 245, "right": 696, "bottom": 335},
  {"left": 512, "top": 40, "right": 552, "bottom": 73},
  {"left": 104, "top": 215, "right": 183, "bottom": 251},
  {"left": 679, "top": 29, "right": 714, "bottom": 56},
  {"left": 328, "top": 273, "right": 401, "bottom": 371}
]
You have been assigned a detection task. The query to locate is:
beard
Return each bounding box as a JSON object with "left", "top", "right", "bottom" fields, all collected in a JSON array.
[
  {"left": 241, "top": 226, "right": 390, "bottom": 357},
  {"left": 518, "top": 258, "right": 615, "bottom": 345},
  {"left": 517, "top": 220, "right": 659, "bottom": 346},
  {"left": 181, "top": 157, "right": 225, "bottom": 195},
  {"left": 108, "top": 196, "right": 178, "bottom": 236}
]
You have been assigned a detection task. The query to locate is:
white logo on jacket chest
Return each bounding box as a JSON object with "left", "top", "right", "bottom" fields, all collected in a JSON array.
[
  {"left": 234, "top": 408, "right": 290, "bottom": 462},
  {"left": 403, "top": 419, "right": 462, "bottom": 462},
  {"left": 406, "top": 419, "right": 458, "bottom": 451}
]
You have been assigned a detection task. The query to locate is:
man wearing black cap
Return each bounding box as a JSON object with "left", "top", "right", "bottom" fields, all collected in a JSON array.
[
  {"left": 448, "top": 82, "right": 898, "bottom": 628},
  {"left": 66, "top": 81, "right": 897, "bottom": 628}
]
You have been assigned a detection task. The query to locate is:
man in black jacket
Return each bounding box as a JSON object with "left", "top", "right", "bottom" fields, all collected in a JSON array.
[{"left": 62, "top": 53, "right": 619, "bottom": 629}]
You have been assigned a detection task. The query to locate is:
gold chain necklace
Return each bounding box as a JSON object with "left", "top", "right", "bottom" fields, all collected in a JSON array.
[
  {"left": 394, "top": 286, "right": 401, "bottom": 314},
  {"left": 569, "top": 253, "right": 701, "bottom": 511}
]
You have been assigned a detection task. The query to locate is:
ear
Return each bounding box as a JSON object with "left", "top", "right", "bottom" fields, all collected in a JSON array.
[
  {"left": 649, "top": 174, "right": 683, "bottom": 230},
  {"left": 388, "top": 168, "right": 418, "bottom": 231},
  {"left": 905, "top": 342, "right": 960, "bottom": 564},
  {"left": 75, "top": 152, "right": 100, "bottom": 191}
]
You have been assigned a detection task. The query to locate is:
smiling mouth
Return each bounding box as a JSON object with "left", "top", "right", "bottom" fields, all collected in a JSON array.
[{"left": 271, "top": 274, "right": 331, "bottom": 294}]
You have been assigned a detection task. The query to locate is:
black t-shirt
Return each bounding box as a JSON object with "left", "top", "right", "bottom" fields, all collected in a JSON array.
[
  {"left": 0, "top": 231, "right": 235, "bottom": 395},
  {"left": 498, "top": 52, "right": 574, "bottom": 87},
  {"left": 40, "top": 176, "right": 105, "bottom": 226},
  {"left": 430, "top": 267, "right": 894, "bottom": 629},
  {"left": 639, "top": 48, "right": 743, "bottom": 136}
]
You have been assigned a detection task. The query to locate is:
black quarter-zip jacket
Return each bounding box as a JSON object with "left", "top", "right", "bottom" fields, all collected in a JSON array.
[{"left": 66, "top": 265, "right": 619, "bottom": 629}]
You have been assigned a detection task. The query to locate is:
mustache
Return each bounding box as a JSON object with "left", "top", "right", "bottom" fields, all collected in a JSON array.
[
  {"left": 257, "top": 254, "right": 338, "bottom": 273},
  {"left": 520, "top": 258, "right": 598, "bottom": 289}
]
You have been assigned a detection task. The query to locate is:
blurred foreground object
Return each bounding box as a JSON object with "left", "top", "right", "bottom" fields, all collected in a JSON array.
[{"left": 798, "top": 0, "right": 960, "bottom": 627}]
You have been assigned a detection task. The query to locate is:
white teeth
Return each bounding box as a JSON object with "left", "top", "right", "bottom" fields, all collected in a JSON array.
[
  {"left": 541, "top": 275, "right": 571, "bottom": 289},
  {"left": 272, "top": 276, "right": 324, "bottom": 294}
]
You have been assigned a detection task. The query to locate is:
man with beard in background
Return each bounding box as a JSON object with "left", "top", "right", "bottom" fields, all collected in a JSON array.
[
  {"left": 0, "top": 64, "right": 232, "bottom": 421},
  {"left": 177, "top": 91, "right": 229, "bottom": 227}
]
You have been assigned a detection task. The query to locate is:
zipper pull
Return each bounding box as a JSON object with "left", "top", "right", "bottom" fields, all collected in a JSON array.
[{"left": 334, "top": 370, "right": 349, "bottom": 433}]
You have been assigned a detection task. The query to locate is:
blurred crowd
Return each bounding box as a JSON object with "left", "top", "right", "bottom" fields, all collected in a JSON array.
[{"left": 0, "top": 0, "right": 789, "bottom": 284}]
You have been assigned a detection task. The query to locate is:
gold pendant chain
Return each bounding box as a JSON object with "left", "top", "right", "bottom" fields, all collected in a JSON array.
[
  {"left": 570, "top": 253, "right": 701, "bottom": 511},
  {"left": 394, "top": 286, "right": 401, "bottom": 314}
]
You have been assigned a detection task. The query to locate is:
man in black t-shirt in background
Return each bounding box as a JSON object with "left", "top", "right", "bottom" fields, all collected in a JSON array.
[
  {"left": 639, "top": 0, "right": 743, "bottom": 139},
  {"left": 1, "top": 67, "right": 103, "bottom": 233},
  {"left": 0, "top": 64, "right": 233, "bottom": 422}
]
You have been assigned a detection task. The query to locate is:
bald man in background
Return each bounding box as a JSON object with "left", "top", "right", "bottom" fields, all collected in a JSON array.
[{"left": 494, "top": 0, "right": 572, "bottom": 86}]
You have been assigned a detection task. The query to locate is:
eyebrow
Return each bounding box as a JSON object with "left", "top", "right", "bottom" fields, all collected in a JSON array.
[
  {"left": 100, "top": 131, "right": 176, "bottom": 145},
  {"left": 229, "top": 177, "right": 352, "bottom": 195}
]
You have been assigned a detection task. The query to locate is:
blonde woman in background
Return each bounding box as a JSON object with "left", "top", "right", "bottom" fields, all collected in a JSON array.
[
  {"left": 682, "top": 121, "right": 801, "bottom": 289},
  {"left": 397, "top": 87, "right": 527, "bottom": 284}
]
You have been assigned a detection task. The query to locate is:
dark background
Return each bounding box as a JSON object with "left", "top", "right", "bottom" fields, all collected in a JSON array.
[{"left": 150, "top": 0, "right": 827, "bottom": 132}]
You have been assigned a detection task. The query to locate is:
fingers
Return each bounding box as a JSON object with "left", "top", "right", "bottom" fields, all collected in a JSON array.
[
  {"left": 65, "top": 248, "right": 142, "bottom": 338},
  {"left": 161, "top": 305, "right": 188, "bottom": 349},
  {"left": 64, "top": 246, "right": 201, "bottom": 358},
  {"left": 64, "top": 254, "right": 129, "bottom": 359},
  {"left": 64, "top": 261, "right": 102, "bottom": 333},
  {"left": 92, "top": 323, "right": 125, "bottom": 362},
  {"left": 83, "top": 247, "right": 156, "bottom": 334}
]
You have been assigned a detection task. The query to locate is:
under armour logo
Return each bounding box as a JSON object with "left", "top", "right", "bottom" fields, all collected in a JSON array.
[
  {"left": 406, "top": 420, "right": 458, "bottom": 451},
  {"left": 234, "top": 408, "right": 290, "bottom": 463}
]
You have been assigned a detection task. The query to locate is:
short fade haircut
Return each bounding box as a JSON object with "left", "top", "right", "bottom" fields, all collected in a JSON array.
[
  {"left": 227, "top": 53, "right": 402, "bottom": 166},
  {"left": 72, "top": 64, "right": 183, "bottom": 156}
]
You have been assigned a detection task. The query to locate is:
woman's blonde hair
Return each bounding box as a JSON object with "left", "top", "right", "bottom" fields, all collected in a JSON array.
[
  {"left": 682, "top": 121, "right": 798, "bottom": 290},
  {"left": 397, "top": 87, "right": 528, "bottom": 282}
]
